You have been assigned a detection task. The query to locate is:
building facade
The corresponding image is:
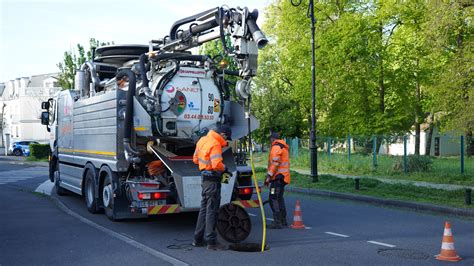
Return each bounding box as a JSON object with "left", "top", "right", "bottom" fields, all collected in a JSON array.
[
  {"left": 0, "top": 73, "right": 60, "bottom": 150},
  {"left": 378, "top": 127, "right": 462, "bottom": 156}
]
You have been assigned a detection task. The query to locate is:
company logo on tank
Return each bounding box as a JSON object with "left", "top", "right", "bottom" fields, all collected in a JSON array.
[
  {"left": 177, "top": 94, "right": 186, "bottom": 114},
  {"left": 187, "top": 102, "right": 200, "bottom": 111},
  {"left": 214, "top": 99, "right": 220, "bottom": 113},
  {"left": 165, "top": 84, "right": 199, "bottom": 94}
]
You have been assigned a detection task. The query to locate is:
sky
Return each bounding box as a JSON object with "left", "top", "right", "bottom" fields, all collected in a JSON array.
[{"left": 0, "top": 0, "right": 272, "bottom": 82}]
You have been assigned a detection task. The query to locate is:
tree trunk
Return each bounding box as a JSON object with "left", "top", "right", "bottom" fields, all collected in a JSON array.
[
  {"left": 467, "top": 130, "right": 474, "bottom": 157},
  {"left": 378, "top": 24, "right": 385, "bottom": 114},
  {"left": 424, "top": 113, "right": 434, "bottom": 156},
  {"left": 414, "top": 59, "right": 421, "bottom": 155}
]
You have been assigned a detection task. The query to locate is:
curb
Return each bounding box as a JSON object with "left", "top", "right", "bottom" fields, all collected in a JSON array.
[{"left": 285, "top": 186, "right": 474, "bottom": 218}]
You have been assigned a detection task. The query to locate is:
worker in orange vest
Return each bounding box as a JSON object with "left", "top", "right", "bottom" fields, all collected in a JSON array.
[
  {"left": 192, "top": 125, "right": 232, "bottom": 250},
  {"left": 264, "top": 131, "right": 291, "bottom": 229}
]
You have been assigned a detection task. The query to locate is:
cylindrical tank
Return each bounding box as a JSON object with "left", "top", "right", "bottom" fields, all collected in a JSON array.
[{"left": 159, "top": 67, "right": 221, "bottom": 138}]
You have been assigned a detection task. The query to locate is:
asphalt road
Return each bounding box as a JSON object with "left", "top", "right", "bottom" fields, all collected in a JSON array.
[{"left": 1, "top": 160, "right": 473, "bottom": 265}]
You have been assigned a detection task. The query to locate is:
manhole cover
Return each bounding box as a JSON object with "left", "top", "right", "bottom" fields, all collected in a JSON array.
[{"left": 378, "top": 248, "right": 430, "bottom": 260}]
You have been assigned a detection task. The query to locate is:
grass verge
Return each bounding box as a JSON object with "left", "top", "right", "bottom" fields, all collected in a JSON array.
[
  {"left": 25, "top": 157, "right": 49, "bottom": 162},
  {"left": 252, "top": 152, "right": 474, "bottom": 186},
  {"left": 254, "top": 167, "right": 473, "bottom": 210}
]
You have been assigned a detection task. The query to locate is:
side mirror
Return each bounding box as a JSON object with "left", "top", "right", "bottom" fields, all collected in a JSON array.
[
  {"left": 41, "top": 111, "right": 49, "bottom": 125},
  {"left": 41, "top": 101, "right": 50, "bottom": 110}
]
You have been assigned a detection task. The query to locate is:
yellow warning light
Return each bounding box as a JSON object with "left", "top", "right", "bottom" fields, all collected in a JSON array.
[{"left": 219, "top": 59, "right": 229, "bottom": 69}]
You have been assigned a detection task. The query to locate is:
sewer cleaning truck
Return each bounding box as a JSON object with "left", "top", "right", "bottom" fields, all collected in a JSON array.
[{"left": 40, "top": 6, "right": 266, "bottom": 243}]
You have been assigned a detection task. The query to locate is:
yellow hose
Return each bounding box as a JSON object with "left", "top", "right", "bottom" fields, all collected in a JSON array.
[{"left": 250, "top": 150, "right": 266, "bottom": 252}]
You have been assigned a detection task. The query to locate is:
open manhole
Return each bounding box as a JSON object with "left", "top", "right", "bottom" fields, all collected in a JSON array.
[
  {"left": 378, "top": 248, "right": 430, "bottom": 261},
  {"left": 229, "top": 243, "right": 270, "bottom": 252}
]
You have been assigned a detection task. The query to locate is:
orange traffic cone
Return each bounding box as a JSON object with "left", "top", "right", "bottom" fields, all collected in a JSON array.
[
  {"left": 289, "top": 200, "right": 306, "bottom": 229},
  {"left": 435, "top": 221, "right": 462, "bottom": 262}
]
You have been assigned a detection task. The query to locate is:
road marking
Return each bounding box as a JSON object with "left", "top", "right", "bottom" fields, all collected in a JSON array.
[
  {"left": 247, "top": 213, "right": 274, "bottom": 221},
  {"left": 325, "top": 232, "right": 349, "bottom": 238},
  {"left": 367, "top": 241, "right": 396, "bottom": 248},
  {"left": 51, "top": 196, "right": 188, "bottom": 266}
]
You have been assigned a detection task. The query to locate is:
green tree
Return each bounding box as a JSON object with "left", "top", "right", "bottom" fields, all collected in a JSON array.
[
  {"left": 425, "top": 1, "right": 473, "bottom": 155},
  {"left": 56, "top": 38, "right": 113, "bottom": 89},
  {"left": 247, "top": 0, "right": 472, "bottom": 157}
]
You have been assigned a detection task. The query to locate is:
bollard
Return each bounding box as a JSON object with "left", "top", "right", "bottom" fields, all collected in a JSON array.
[
  {"left": 355, "top": 178, "right": 360, "bottom": 190},
  {"left": 465, "top": 188, "right": 472, "bottom": 205}
]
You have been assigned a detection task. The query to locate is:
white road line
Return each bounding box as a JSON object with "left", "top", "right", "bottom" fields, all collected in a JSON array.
[
  {"left": 248, "top": 213, "right": 257, "bottom": 217},
  {"left": 325, "top": 232, "right": 349, "bottom": 238},
  {"left": 266, "top": 218, "right": 274, "bottom": 221},
  {"left": 51, "top": 197, "right": 188, "bottom": 266},
  {"left": 367, "top": 241, "right": 396, "bottom": 248}
]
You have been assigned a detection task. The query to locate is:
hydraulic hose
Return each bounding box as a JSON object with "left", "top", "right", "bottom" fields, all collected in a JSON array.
[
  {"left": 246, "top": 12, "right": 268, "bottom": 49},
  {"left": 247, "top": 95, "right": 266, "bottom": 252},
  {"left": 116, "top": 69, "right": 141, "bottom": 159},
  {"left": 169, "top": 7, "right": 219, "bottom": 40},
  {"left": 149, "top": 53, "right": 210, "bottom": 63},
  {"left": 139, "top": 54, "right": 149, "bottom": 89}
]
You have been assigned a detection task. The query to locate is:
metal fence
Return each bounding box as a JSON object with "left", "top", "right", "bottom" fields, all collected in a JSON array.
[{"left": 282, "top": 134, "right": 473, "bottom": 177}]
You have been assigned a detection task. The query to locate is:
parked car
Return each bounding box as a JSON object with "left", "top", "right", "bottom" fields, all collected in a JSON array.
[{"left": 9, "top": 141, "right": 39, "bottom": 156}]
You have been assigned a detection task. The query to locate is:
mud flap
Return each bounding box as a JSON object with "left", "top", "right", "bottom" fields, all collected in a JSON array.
[{"left": 149, "top": 146, "right": 237, "bottom": 210}]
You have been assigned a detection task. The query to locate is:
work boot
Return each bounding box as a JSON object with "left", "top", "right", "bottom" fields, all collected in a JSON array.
[
  {"left": 281, "top": 211, "right": 288, "bottom": 226},
  {"left": 266, "top": 222, "right": 282, "bottom": 229},
  {"left": 192, "top": 239, "right": 206, "bottom": 247},
  {"left": 207, "top": 242, "right": 227, "bottom": 251}
]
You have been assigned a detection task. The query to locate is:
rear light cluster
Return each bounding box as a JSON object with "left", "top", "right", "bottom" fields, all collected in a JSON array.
[
  {"left": 238, "top": 187, "right": 261, "bottom": 195},
  {"left": 138, "top": 192, "right": 167, "bottom": 200}
]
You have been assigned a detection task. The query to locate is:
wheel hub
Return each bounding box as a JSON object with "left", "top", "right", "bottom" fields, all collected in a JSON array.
[
  {"left": 103, "top": 184, "right": 113, "bottom": 208},
  {"left": 86, "top": 180, "right": 94, "bottom": 205},
  {"left": 216, "top": 203, "right": 251, "bottom": 243}
]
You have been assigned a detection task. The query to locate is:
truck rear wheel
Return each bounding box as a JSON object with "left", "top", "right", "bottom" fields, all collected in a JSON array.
[
  {"left": 102, "top": 173, "right": 117, "bottom": 221},
  {"left": 85, "top": 170, "right": 100, "bottom": 214}
]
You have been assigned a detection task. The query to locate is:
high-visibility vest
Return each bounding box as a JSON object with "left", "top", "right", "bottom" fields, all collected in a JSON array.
[
  {"left": 193, "top": 130, "right": 227, "bottom": 172},
  {"left": 267, "top": 139, "right": 291, "bottom": 184}
]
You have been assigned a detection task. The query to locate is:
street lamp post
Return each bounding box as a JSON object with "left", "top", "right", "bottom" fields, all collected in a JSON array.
[{"left": 291, "top": 0, "right": 318, "bottom": 182}]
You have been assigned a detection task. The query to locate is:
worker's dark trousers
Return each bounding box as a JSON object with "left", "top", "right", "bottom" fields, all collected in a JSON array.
[
  {"left": 269, "top": 175, "right": 287, "bottom": 225},
  {"left": 194, "top": 179, "right": 221, "bottom": 245}
]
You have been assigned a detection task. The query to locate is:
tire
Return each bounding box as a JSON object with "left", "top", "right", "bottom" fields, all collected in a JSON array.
[
  {"left": 54, "top": 167, "right": 68, "bottom": 196},
  {"left": 84, "top": 170, "right": 100, "bottom": 214},
  {"left": 13, "top": 149, "right": 22, "bottom": 156},
  {"left": 102, "top": 172, "right": 117, "bottom": 221}
]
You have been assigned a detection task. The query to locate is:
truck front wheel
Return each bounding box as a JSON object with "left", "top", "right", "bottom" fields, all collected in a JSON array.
[
  {"left": 53, "top": 162, "right": 68, "bottom": 196},
  {"left": 85, "top": 170, "right": 100, "bottom": 214}
]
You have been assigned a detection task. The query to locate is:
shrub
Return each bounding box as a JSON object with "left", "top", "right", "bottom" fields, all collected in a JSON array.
[
  {"left": 393, "top": 155, "right": 433, "bottom": 172},
  {"left": 29, "top": 143, "right": 50, "bottom": 159}
]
